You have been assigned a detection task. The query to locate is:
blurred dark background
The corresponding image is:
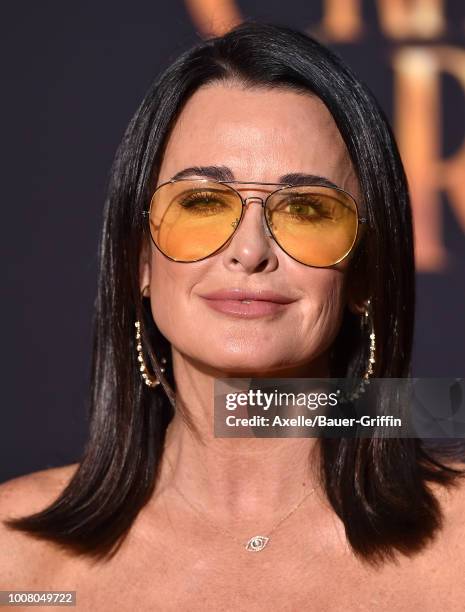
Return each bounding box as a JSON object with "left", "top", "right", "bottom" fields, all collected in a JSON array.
[{"left": 1, "top": 0, "right": 464, "bottom": 483}]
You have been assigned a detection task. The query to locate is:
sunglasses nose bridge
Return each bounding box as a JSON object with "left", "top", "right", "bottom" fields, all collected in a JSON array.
[
  {"left": 240, "top": 195, "right": 272, "bottom": 237},
  {"left": 243, "top": 195, "right": 264, "bottom": 207}
]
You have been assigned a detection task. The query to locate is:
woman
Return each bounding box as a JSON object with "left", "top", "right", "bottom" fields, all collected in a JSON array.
[{"left": 1, "top": 21, "right": 464, "bottom": 610}]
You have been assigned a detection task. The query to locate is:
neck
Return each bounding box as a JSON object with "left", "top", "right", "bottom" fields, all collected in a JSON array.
[{"left": 156, "top": 349, "right": 327, "bottom": 524}]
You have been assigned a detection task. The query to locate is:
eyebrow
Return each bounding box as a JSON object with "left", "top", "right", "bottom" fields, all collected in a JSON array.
[{"left": 169, "top": 165, "right": 341, "bottom": 190}]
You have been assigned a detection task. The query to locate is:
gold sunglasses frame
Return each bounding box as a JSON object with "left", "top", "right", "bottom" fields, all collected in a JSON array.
[{"left": 142, "top": 178, "right": 368, "bottom": 268}]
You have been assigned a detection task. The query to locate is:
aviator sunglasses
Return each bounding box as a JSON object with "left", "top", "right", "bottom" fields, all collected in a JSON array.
[{"left": 143, "top": 178, "right": 367, "bottom": 268}]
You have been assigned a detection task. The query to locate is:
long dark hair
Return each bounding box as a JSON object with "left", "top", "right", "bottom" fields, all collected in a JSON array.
[{"left": 5, "top": 20, "right": 465, "bottom": 566}]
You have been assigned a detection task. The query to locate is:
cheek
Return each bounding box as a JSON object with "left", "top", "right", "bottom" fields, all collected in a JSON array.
[
  {"left": 147, "top": 251, "right": 205, "bottom": 345},
  {"left": 296, "top": 271, "right": 346, "bottom": 346},
  {"left": 148, "top": 253, "right": 181, "bottom": 340}
]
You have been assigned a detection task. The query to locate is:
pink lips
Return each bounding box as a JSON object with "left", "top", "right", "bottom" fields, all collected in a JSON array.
[{"left": 199, "top": 288, "right": 296, "bottom": 318}]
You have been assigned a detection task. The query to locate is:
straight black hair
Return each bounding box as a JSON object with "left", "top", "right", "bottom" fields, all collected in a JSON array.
[{"left": 5, "top": 20, "right": 465, "bottom": 567}]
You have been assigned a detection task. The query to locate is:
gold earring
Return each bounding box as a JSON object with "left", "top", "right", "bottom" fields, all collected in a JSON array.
[
  {"left": 363, "top": 299, "right": 376, "bottom": 380},
  {"left": 135, "top": 321, "right": 161, "bottom": 387},
  {"left": 135, "top": 285, "right": 166, "bottom": 388},
  {"left": 336, "top": 298, "right": 376, "bottom": 403}
]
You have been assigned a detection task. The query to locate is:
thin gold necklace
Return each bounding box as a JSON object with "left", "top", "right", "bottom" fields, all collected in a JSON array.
[{"left": 165, "top": 456, "right": 317, "bottom": 552}]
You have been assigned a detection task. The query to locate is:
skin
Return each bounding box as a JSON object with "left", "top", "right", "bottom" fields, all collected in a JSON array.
[
  {"left": 1, "top": 82, "right": 465, "bottom": 610},
  {"left": 138, "top": 82, "right": 366, "bottom": 520}
]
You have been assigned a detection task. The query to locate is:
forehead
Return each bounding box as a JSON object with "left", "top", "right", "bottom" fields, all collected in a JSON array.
[{"left": 157, "top": 83, "right": 359, "bottom": 198}]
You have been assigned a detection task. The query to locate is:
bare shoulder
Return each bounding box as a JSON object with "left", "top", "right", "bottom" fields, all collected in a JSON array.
[
  {"left": 0, "top": 463, "right": 79, "bottom": 520},
  {"left": 0, "top": 463, "right": 80, "bottom": 587}
]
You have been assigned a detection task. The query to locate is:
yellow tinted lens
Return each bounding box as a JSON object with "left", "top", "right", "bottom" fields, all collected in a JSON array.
[
  {"left": 149, "top": 180, "right": 242, "bottom": 261},
  {"left": 267, "top": 186, "right": 358, "bottom": 266}
]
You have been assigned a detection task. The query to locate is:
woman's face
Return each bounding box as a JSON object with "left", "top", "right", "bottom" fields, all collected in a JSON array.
[{"left": 140, "top": 83, "right": 363, "bottom": 376}]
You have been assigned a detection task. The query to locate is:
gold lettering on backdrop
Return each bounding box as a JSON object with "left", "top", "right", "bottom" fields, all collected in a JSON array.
[
  {"left": 184, "top": 0, "right": 242, "bottom": 37},
  {"left": 318, "top": 0, "right": 445, "bottom": 42},
  {"left": 393, "top": 46, "right": 465, "bottom": 271},
  {"left": 318, "top": 0, "right": 363, "bottom": 41},
  {"left": 378, "top": 0, "right": 445, "bottom": 39},
  {"left": 184, "top": 0, "right": 447, "bottom": 40}
]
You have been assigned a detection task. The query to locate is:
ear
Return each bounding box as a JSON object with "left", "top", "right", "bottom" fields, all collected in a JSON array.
[{"left": 139, "top": 239, "right": 152, "bottom": 296}]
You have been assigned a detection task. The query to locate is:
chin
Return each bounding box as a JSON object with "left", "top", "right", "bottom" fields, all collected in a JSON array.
[{"left": 199, "top": 352, "right": 296, "bottom": 377}]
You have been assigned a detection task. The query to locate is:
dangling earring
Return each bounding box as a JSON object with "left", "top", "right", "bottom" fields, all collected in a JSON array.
[
  {"left": 135, "top": 285, "right": 166, "bottom": 388},
  {"left": 336, "top": 298, "right": 376, "bottom": 403},
  {"left": 363, "top": 299, "right": 376, "bottom": 380}
]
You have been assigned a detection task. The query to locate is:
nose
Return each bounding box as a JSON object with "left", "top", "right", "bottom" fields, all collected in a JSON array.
[{"left": 221, "top": 191, "right": 277, "bottom": 273}]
